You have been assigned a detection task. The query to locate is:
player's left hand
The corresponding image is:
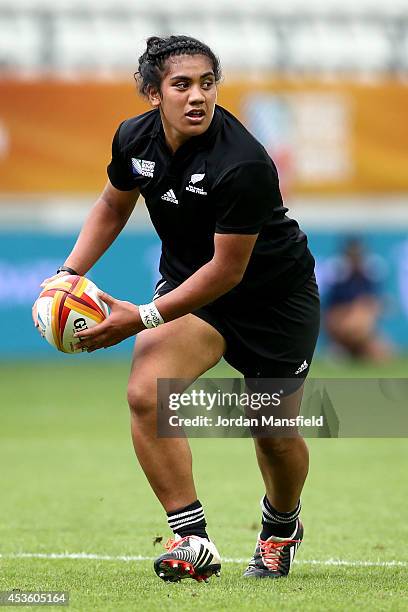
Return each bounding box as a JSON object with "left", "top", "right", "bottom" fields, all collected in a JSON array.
[{"left": 74, "top": 292, "right": 144, "bottom": 352}]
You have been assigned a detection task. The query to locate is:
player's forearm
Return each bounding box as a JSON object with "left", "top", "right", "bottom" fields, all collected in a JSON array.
[
  {"left": 154, "top": 260, "right": 242, "bottom": 322},
  {"left": 64, "top": 197, "right": 130, "bottom": 275}
]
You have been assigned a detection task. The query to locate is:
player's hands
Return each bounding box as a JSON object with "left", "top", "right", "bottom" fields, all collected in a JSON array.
[
  {"left": 73, "top": 292, "right": 144, "bottom": 351},
  {"left": 40, "top": 270, "right": 70, "bottom": 288},
  {"left": 33, "top": 271, "right": 70, "bottom": 333}
]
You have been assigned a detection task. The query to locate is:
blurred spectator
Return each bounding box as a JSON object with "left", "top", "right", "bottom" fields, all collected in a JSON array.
[{"left": 324, "top": 238, "right": 393, "bottom": 362}]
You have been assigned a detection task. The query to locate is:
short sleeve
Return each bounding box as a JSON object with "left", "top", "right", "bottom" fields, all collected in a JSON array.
[
  {"left": 213, "top": 162, "right": 281, "bottom": 234},
  {"left": 107, "top": 122, "right": 138, "bottom": 191}
]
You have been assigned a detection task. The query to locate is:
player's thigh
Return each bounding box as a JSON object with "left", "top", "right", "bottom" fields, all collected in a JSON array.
[{"left": 128, "top": 314, "right": 226, "bottom": 411}]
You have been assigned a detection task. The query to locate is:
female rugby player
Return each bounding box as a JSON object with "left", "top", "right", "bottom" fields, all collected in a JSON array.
[{"left": 35, "top": 35, "right": 320, "bottom": 582}]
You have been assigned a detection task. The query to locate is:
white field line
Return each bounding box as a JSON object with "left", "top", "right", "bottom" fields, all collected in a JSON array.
[{"left": 0, "top": 552, "right": 407, "bottom": 568}]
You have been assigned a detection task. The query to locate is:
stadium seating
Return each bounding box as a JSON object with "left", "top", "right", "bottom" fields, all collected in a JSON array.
[
  {"left": 0, "top": 14, "right": 42, "bottom": 68},
  {"left": 0, "top": 1, "right": 406, "bottom": 73},
  {"left": 287, "top": 22, "right": 390, "bottom": 72}
]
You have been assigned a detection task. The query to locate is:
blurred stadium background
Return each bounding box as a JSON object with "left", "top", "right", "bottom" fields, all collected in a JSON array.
[{"left": 1, "top": 0, "right": 408, "bottom": 360}]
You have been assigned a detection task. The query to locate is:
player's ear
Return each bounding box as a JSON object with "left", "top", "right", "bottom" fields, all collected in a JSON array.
[{"left": 147, "top": 86, "right": 161, "bottom": 108}]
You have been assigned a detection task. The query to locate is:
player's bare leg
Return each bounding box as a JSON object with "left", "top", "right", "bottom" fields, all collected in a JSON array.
[
  {"left": 128, "top": 314, "right": 225, "bottom": 510},
  {"left": 244, "top": 385, "right": 308, "bottom": 579},
  {"left": 128, "top": 315, "right": 225, "bottom": 582},
  {"left": 254, "top": 385, "right": 308, "bottom": 512}
]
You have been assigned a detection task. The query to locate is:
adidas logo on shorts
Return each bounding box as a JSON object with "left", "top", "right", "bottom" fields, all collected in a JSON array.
[
  {"left": 161, "top": 189, "right": 179, "bottom": 204},
  {"left": 294, "top": 360, "right": 308, "bottom": 375}
]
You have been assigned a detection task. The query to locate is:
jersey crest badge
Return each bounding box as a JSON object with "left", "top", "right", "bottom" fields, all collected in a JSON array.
[
  {"left": 186, "top": 173, "right": 207, "bottom": 196},
  {"left": 131, "top": 158, "right": 155, "bottom": 178}
]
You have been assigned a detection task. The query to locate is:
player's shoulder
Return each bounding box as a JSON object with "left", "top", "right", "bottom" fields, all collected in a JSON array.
[
  {"left": 216, "top": 106, "right": 271, "bottom": 164},
  {"left": 217, "top": 106, "right": 274, "bottom": 168},
  {"left": 114, "top": 109, "right": 160, "bottom": 153},
  {"left": 212, "top": 106, "right": 277, "bottom": 183}
]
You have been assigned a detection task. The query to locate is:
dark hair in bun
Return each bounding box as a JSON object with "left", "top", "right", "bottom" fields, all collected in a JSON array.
[{"left": 136, "top": 35, "right": 221, "bottom": 96}]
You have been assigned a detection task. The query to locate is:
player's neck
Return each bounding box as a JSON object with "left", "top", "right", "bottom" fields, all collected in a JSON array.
[
  {"left": 159, "top": 112, "right": 191, "bottom": 154},
  {"left": 163, "top": 127, "right": 190, "bottom": 154}
]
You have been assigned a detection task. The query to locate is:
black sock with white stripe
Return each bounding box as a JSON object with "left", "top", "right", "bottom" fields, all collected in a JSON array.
[
  {"left": 260, "top": 496, "right": 301, "bottom": 539},
  {"left": 167, "top": 499, "right": 208, "bottom": 540}
]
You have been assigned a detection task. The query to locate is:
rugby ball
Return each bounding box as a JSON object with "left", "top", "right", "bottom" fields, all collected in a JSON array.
[{"left": 36, "top": 275, "right": 109, "bottom": 353}]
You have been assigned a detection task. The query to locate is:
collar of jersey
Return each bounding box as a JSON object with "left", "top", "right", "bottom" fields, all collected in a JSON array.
[{"left": 152, "top": 105, "right": 223, "bottom": 157}]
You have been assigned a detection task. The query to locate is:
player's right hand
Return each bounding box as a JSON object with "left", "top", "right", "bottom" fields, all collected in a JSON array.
[
  {"left": 33, "top": 271, "right": 70, "bottom": 331},
  {"left": 40, "top": 270, "right": 70, "bottom": 288}
]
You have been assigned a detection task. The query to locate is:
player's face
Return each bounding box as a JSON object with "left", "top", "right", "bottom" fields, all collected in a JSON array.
[{"left": 148, "top": 54, "right": 217, "bottom": 152}]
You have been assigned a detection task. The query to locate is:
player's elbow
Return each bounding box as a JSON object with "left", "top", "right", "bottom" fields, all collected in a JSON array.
[
  {"left": 220, "top": 267, "right": 245, "bottom": 290},
  {"left": 230, "top": 269, "right": 245, "bottom": 287},
  {"left": 211, "top": 257, "right": 246, "bottom": 290}
]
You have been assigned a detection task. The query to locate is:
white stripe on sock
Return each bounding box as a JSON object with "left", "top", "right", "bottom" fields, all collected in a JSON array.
[
  {"left": 168, "top": 511, "right": 204, "bottom": 525},
  {"left": 261, "top": 498, "right": 301, "bottom": 524},
  {"left": 168, "top": 506, "right": 204, "bottom": 522},
  {"left": 168, "top": 514, "right": 205, "bottom": 529}
]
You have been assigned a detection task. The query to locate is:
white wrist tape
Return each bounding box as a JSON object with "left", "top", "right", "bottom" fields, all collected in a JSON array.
[{"left": 139, "top": 301, "right": 165, "bottom": 329}]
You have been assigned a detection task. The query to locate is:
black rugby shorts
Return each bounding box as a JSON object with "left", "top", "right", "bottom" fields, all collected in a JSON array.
[{"left": 153, "top": 274, "right": 320, "bottom": 387}]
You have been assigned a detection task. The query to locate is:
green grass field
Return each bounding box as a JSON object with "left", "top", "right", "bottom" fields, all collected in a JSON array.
[{"left": 1, "top": 359, "right": 408, "bottom": 611}]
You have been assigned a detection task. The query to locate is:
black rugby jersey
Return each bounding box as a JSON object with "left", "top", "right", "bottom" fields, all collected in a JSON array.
[{"left": 107, "top": 105, "right": 315, "bottom": 305}]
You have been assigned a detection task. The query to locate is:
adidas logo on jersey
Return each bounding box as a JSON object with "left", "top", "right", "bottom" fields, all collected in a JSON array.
[
  {"left": 186, "top": 173, "right": 207, "bottom": 196},
  {"left": 131, "top": 158, "right": 155, "bottom": 178},
  {"left": 161, "top": 189, "right": 179, "bottom": 204},
  {"left": 294, "top": 360, "right": 308, "bottom": 375}
]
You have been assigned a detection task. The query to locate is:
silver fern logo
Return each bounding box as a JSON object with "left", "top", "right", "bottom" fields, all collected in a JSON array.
[
  {"left": 191, "top": 173, "right": 205, "bottom": 184},
  {"left": 186, "top": 173, "right": 207, "bottom": 195}
]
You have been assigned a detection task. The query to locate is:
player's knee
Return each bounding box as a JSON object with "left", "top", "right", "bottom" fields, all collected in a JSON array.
[
  {"left": 127, "top": 381, "right": 156, "bottom": 418},
  {"left": 256, "top": 436, "right": 300, "bottom": 457}
]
